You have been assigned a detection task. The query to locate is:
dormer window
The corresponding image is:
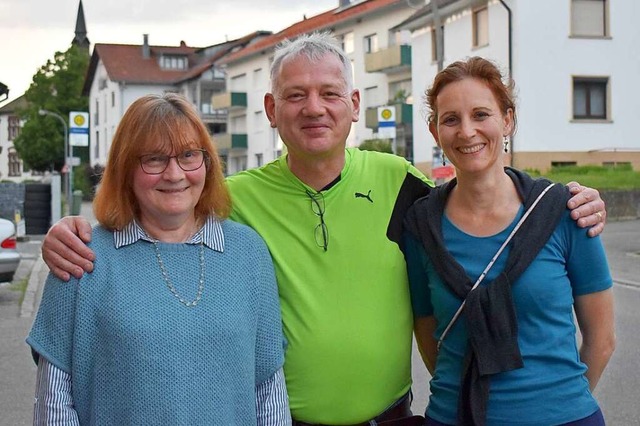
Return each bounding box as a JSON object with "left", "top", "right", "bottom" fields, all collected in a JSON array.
[{"left": 160, "top": 55, "right": 188, "bottom": 70}]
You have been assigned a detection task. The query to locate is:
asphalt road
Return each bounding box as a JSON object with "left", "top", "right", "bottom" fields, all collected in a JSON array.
[{"left": 1, "top": 216, "right": 638, "bottom": 425}]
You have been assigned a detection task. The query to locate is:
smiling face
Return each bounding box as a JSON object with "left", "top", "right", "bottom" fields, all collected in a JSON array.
[
  {"left": 430, "top": 77, "right": 513, "bottom": 176},
  {"left": 132, "top": 125, "right": 206, "bottom": 230},
  {"left": 264, "top": 53, "right": 360, "bottom": 163}
]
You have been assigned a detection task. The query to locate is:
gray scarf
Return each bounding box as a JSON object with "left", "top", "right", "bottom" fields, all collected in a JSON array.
[{"left": 404, "top": 168, "right": 570, "bottom": 425}]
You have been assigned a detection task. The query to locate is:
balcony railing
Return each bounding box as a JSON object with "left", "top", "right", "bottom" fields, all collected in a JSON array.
[
  {"left": 214, "top": 133, "right": 248, "bottom": 151},
  {"left": 211, "top": 92, "right": 248, "bottom": 110},
  {"left": 365, "top": 45, "right": 411, "bottom": 74},
  {"left": 365, "top": 103, "right": 413, "bottom": 129}
]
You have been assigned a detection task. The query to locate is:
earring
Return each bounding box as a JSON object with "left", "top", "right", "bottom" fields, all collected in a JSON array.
[
  {"left": 442, "top": 154, "right": 447, "bottom": 167},
  {"left": 503, "top": 137, "right": 509, "bottom": 153}
]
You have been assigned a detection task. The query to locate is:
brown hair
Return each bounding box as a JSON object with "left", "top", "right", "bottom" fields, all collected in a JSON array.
[
  {"left": 93, "top": 93, "right": 230, "bottom": 230},
  {"left": 426, "top": 56, "right": 516, "bottom": 132}
]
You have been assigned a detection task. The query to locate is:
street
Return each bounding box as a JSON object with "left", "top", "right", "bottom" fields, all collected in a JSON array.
[{"left": 1, "top": 213, "right": 639, "bottom": 425}]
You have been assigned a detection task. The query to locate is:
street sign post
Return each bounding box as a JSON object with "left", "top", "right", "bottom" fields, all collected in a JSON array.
[
  {"left": 69, "top": 112, "right": 89, "bottom": 147},
  {"left": 377, "top": 106, "right": 396, "bottom": 152}
]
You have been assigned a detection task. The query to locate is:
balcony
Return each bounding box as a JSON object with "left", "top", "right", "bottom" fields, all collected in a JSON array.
[
  {"left": 214, "top": 133, "right": 248, "bottom": 151},
  {"left": 200, "top": 103, "right": 227, "bottom": 123},
  {"left": 365, "top": 45, "right": 411, "bottom": 74},
  {"left": 365, "top": 103, "right": 413, "bottom": 129},
  {"left": 211, "top": 92, "right": 247, "bottom": 110}
]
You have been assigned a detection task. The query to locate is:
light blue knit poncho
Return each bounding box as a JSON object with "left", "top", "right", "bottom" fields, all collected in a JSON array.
[{"left": 28, "top": 219, "right": 284, "bottom": 425}]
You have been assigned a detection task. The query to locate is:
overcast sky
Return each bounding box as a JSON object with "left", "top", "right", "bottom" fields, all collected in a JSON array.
[{"left": 0, "top": 0, "right": 339, "bottom": 104}]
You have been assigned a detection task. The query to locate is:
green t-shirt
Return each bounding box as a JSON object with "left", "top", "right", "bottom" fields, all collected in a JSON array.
[{"left": 227, "top": 148, "right": 433, "bottom": 424}]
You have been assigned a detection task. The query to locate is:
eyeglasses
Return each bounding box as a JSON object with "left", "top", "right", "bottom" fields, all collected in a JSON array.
[
  {"left": 139, "top": 149, "right": 207, "bottom": 174},
  {"left": 305, "top": 190, "right": 328, "bottom": 251}
]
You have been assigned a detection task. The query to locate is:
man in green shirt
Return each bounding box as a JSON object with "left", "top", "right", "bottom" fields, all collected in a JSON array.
[{"left": 42, "top": 32, "right": 606, "bottom": 425}]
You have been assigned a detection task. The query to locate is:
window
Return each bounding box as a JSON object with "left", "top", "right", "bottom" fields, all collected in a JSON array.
[
  {"left": 388, "top": 80, "right": 412, "bottom": 104},
  {"left": 8, "top": 148, "right": 20, "bottom": 176},
  {"left": 364, "top": 86, "right": 381, "bottom": 108},
  {"left": 213, "top": 67, "right": 225, "bottom": 79},
  {"left": 111, "top": 91, "right": 115, "bottom": 107},
  {"left": 255, "top": 153, "right": 263, "bottom": 167},
  {"left": 230, "top": 74, "right": 247, "bottom": 91},
  {"left": 201, "top": 87, "right": 215, "bottom": 115},
  {"left": 573, "top": 77, "right": 608, "bottom": 120},
  {"left": 341, "top": 32, "right": 354, "bottom": 54},
  {"left": 253, "top": 68, "right": 263, "bottom": 88},
  {"left": 94, "top": 99, "right": 99, "bottom": 126},
  {"left": 472, "top": 6, "right": 489, "bottom": 47},
  {"left": 254, "top": 110, "right": 263, "bottom": 128},
  {"left": 235, "top": 156, "right": 247, "bottom": 172},
  {"left": 390, "top": 30, "right": 411, "bottom": 46},
  {"left": 571, "top": 0, "right": 608, "bottom": 37},
  {"left": 231, "top": 115, "right": 247, "bottom": 133},
  {"left": 431, "top": 26, "right": 444, "bottom": 62},
  {"left": 551, "top": 161, "right": 577, "bottom": 168},
  {"left": 603, "top": 161, "right": 630, "bottom": 168},
  {"left": 363, "top": 34, "right": 378, "bottom": 54},
  {"left": 160, "top": 55, "right": 188, "bottom": 70},
  {"left": 8, "top": 115, "right": 21, "bottom": 140},
  {"left": 207, "top": 122, "right": 225, "bottom": 135},
  {"left": 220, "top": 155, "right": 228, "bottom": 176},
  {"left": 94, "top": 131, "right": 99, "bottom": 158}
]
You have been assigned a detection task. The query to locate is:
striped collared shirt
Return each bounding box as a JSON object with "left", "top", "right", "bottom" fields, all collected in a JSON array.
[
  {"left": 34, "top": 217, "right": 291, "bottom": 425},
  {"left": 113, "top": 216, "right": 225, "bottom": 250}
]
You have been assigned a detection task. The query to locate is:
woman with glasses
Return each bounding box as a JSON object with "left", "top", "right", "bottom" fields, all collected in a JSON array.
[{"left": 27, "top": 93, "right": 290, "bottom": 425}]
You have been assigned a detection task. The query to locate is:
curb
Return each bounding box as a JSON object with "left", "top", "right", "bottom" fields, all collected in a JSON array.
[
  {"left": 614, "top": 278, "right": 640, "bottom": 289},
  {"left": 20, "top": 254, "right": 47, "bottom": 318}
]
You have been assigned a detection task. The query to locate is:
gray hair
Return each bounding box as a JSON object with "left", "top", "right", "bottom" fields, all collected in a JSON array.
[{"left": 270, "top": 32, "right": 353, "bottom": 92}]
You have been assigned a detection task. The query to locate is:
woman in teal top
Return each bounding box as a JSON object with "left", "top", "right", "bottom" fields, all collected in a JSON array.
[
  {"left": 403, "top": 58, "right": 615, "bottom": 426},
  {"left": 27, "top": 94, "right": 289, "bottom": 425}
]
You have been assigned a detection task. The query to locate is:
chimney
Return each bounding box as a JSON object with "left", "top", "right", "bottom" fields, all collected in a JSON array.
[
  {"left": 339, "top": 0, "right": 350, "bottom": 7},
  {"left": 142, "top": 34, "right": 150, "bottom": 59}
]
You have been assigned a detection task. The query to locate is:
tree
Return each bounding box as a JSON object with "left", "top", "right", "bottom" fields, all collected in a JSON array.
[{"left": 13, "top": 45, "right": 89, "bottom": 171}]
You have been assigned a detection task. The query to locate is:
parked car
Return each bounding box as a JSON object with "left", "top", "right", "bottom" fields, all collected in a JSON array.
[{"left": 0, "top": 218, "right": 20, "bottom": 283}]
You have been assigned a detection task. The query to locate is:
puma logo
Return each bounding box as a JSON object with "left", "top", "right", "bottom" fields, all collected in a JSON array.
[{"left": 355, "top": 190, "right": 373, "bottom": 203}]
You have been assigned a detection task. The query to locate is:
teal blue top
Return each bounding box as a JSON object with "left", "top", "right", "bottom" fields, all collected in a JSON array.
[
  {"left": 405, "top": 208, "right": 612, "bottom": 425},
  {"left": 27, "top": 219, "right": 284, "bottom": 425}
]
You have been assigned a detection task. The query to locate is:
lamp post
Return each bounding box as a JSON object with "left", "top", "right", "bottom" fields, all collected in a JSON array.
[{"left": 39, "top": 109, "right": 71, "bottom": 214}]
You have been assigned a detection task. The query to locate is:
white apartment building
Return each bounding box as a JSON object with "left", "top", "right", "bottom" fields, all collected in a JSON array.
[
  {"left": 83, "top": 32, "right": 270, "bottom": 167},
  {"left": 399, "top": 0, "right": 640, "bottom": 173},
  {"left": 216, "top": 0, "right": 417, "bottom": 174},
  {"left": 0, "top": 96, "right": 43, "bottom": 182}
]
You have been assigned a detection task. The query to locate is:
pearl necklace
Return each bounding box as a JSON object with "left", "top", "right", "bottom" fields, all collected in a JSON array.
[{"left": 151, "top": 238, "right": 205, "bottom": 307}]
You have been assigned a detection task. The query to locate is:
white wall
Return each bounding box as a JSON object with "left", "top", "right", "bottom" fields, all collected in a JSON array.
[
  {"left": 410, "top": 0, "right": 639, "bottom": 168},
  {"left": 0, "top": 113, "right": 10, "bottom": 180},
  {"left": 224, "top": 54, "right": 277, "bottom": 174},
  {"left": 88, "top": 59, "right": 175, "bottom": 166},
  {"left": 513, "top": 0, "right": 640, "bottom": 153},
  {"left": 410, "top": 1, "right": 510, "bottom": 166},
  {"left": 340, "top": 6, "right": 416, "bottom": 147}
]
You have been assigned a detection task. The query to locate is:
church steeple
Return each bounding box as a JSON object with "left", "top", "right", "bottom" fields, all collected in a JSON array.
[{"left": 72, "top": 0, "right": 90, "bottom": 51}]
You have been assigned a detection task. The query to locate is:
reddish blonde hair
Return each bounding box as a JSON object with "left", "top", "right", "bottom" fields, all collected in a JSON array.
[
  {"left": 426, "top": 56, "right": 517, "bottom": 132},
  {"left": 93, "top": 93, "right": 230, "bottom": 230}
]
